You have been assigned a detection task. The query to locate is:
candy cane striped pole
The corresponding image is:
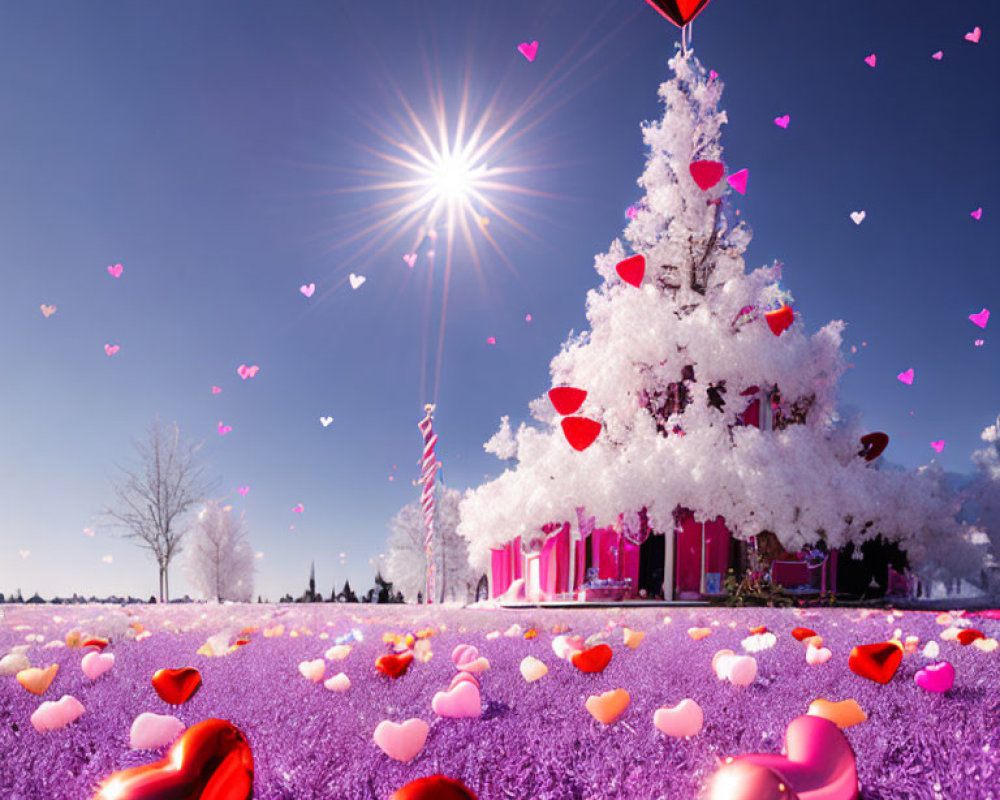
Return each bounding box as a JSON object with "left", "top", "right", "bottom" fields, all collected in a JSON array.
[{"left": 418, "top": 404, "right": 438, "bottom": 604}]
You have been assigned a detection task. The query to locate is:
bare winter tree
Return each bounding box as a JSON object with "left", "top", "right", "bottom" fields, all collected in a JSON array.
[
  {"left": 184, "top": 501, "right": 255, "bottom": 602},
  {"left": 104, "top": 418, "right": 214, "bottom": 601},
  {"left": 383, "top": 485, "right": 476, "bottom": 603}
]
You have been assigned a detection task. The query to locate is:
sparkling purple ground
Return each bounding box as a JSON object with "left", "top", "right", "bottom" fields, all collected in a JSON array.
[{"left": 1, "top": 604, "right": 998, "bottom": 800}]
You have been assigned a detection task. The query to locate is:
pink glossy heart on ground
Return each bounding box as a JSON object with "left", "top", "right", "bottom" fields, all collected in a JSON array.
[
  {"left": 432, "top": 680, "right": 481, "bottom": 718},
  {"left": 31, "top": 695, "right": 85, "bottom": 733},
  {"left": 653, "top": 699, "right": 703, "bottom": 738},
  {"left": 448, "top": 672, "right": 479, "bottom": 691},
  {"left": 456, "top": 657, "right": 490, "bottom": 674},
  {"left": 81, "top": 651, "right": 115, "bottom": 680},
  {"left": 129, "top": 712, "right": 185, "bottom": 749},
  {"left": 915, "top": 661, "right": 954, "bottom": 693},
  {"left": 806, "top": 644, "right": 833, "bottom": 665},
  {"left": 374, "top": 718, "right": 429, "bottom": 762},
  {"left": 298, "top": 659, "right": 324, "bottom": 682},
  {"left": 325, "top": 673, "right": 351, "bottom": 692},
  {"left": 452, "top": 644, "right": 479, "bottom": 667}
]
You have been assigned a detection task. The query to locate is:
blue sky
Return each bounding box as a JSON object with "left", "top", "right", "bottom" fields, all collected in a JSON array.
[{"left": 0, "top": 1, "right": 996, "bottom": 601}]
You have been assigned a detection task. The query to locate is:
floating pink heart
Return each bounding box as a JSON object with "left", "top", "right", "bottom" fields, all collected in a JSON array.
[
  {"left": 373, "top": 718, "right": 429, "bottom": 762},
  {"left": 625, "top": 205, "right": 639, "bottom": 219},
  {"left": 300, "top": 283, "right": 315, "bottom": 298},
  {"left": 897, "top": 368, "right": 914, "bottom": 385},
  {"left": 31, "top": 695, "right": 85, "bottom": 733},
  {"left": 864, "top": 54, "right": 876, "bottom": 67},
  {"left": 104, "top": 344, "right": 120, "bottom": 356},
  {"left": 971, "top": 207, "right": 983, "bottom": 220},
  {"left": 727, "top": 168, "right": 748, "bottom": 195},
  {"left": 525, "top": 314, "right": 532, "bottom": 322},
  {"left": 975, "top": 339, "right": 984, "bottom": 346},
  {"left": 709, "top": 70, "right": 719, "bottom": 80},
  {"left": 211, "top": 386, "right": 222, "bottom": 394},
  {"left": 292, "top": 503, "right": 304, "bottom": 513},
  {"left": 915, "top": 660, "right": 954, "bottom": 693},
  {"left": 432, "top": 680, "right": 481, "bottom": 718},
  {"left": 237, "top": 364, "right": 259, "bottom": 379},
  {"left": 487, "top": 336, "right": 496, "bottom": 345},
  {"left": 403, "top": 253, "right": 417, "bottom": 268},
  {"left": 774, "top": 114, "right": 790, "bottom": 129},
  {"left": 129, "top": 712, "right": 185, "bottom": 749},
  {"left": 237, "top": 486, "right": 249, "bottom": 496},
  {"left": 107, "top": 263, "right": 123, "bottom": 278},
  {"left": 931, "top": 50, "right": 943, "bottom": 60},
  {"left": 930, "top": 441, "right": 945, "bottom": 453},
  {"left": 81, "top": 652, "right": 114, "bottom": 681},
  {"left": 969, "top": 308, "right": 990, "bottom": 328},
  {"left": 965, "top": 27, "right": 981, "bottom": 44},
  {"left": 518, "top": 41, "right": 538, "bottom": 62},
  {"left": 218, "top": 421, "right": 232, "bottom": 435}
]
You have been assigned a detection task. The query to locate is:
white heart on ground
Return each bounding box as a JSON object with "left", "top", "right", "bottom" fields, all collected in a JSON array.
[{"left": 130, "top": 712, "right": 185, "bottom": 749}]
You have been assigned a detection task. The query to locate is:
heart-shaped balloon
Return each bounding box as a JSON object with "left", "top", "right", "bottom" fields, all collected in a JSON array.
[
  {"left": 807, "top": 698, "right": 867, "bottom": 729},
  {"left": 642, "top": 0, "right": 713, "bottom": 28},
  {"left": 376, "top": 653, "right": 413, "bottom": 679},
  {"left": 653, "top": 698, "right": 703, "bottom": 738},
  {"left": 848, "top": 642, "right": 902, "bottom": 684},
  {"left": 548, "top": 387, "right": 588, "bottom": 416},
  {"left": 765, "top": 305, "right": 794, "bottom": 336},
  {"left": 571, "top": 644, "right": 613, "bottom": 673},
  {"left": 615, "top": 254, "right": 645, "bottom": 287},
  {"left": 93, "top": 718, "right": 253, "bottom": 800},
  {"left": 585, "top": 689, "right": 630, "bottom": 724},
  {"left": 914, "top": 661, "right": 955, "bottom": 693},
  {"left": 689, "top": 160, "right": 725, "bottom": 191},
  {"left": 710, "top": 715, "right": 858, "bottom": 800},
  {"left": 152, "top": 667, "right": 203, "bottom": 705},
  {"left": 432, "top": 680, "right": 481, "bottom": 718},
  {"left": 373, "top": 718, "right": 429, "bottom": 762},
  {"left": 561, "top": 417, "right": 601, "bottom": 451},
  {"left": 389, "top": 776, "right": 479, "bottom": 800}
]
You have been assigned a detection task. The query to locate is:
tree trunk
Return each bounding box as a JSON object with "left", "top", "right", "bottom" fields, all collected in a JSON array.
[
  {"left": 158, "top": 568, "right": 165, "bottom": 603},
  {"left": 164, "top": 565, "right": 170, "bottom": 602},
  {"left": 439, "top": 542, "right": 447, "bottom": 604}
]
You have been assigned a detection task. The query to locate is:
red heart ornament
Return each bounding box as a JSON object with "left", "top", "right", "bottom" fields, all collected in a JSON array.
[
  {"left": 643, "top": 0, "right": 713, "bottom": 28},
  {"left": 791, "top": 627, "right": 818, "bottom": 642},
  {"left": 561, "top": 417, "right": 601, "bottom": 451},
  {"left": 571, "top": 644, "right": 613, "bottom": 673},
  {"left": 152, "top": 667, "right": 203, "bottom": 706},
  {"left": 689, "top": 160, "right": 725, "bottom": 191},
  {"left": 848, "top": 642, "right": 902, "bottom": 684},
  {"left": 710, "top": 715, "right": 858, "bottom": 800},
  {"left": 957, "top": 629, "right": 985, "bottom": 645},
  {"left": 83, "top": 638, "right": 110, "bottom": 651},
  {"left": 749, "top": 625, "right": 769, "bottom": 635},
  {"left": 93, "top": 718, "right": 253, "bottom": 800},
  {"left": 376, "top": 653, "right": 414, "bottom": 679},
  {"left": 615, "top": 254, "right": 645, "bottom": 287},
  {"left": 858, "top": 432, "right": 889, "bottom": 462},
  {"left": 389, "top": 776, "right": 479, "bottom": 800},
  {"left": 548, "top": 387, "right": 587, "bottom": 416},
  {"left": 765, "top": 305, "right": 794, "bottom": 336}
]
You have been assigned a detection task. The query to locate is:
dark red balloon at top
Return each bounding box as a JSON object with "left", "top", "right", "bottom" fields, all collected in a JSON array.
[
  {"left": 548, "top": 387, "right": 587, "bottom": 416},
  {"left": 858, "top": 432, "right": 889, "bottom": 462},
  {"left": 93, "top": 718, "right": 253, "bottom": 800},
  {"left": 643, "top": 0, "right": 713, "bottom": 28},
  {"left": 389, "top": 776, "right": 479, "bottom": 800}
]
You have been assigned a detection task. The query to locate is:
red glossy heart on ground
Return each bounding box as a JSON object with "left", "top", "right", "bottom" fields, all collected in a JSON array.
[
  {"left": 93, "top": 718, "right": 253, "bottom": 800},
  {"left": 376, "top": 653, "right": 413, "bottom": 679},
  {"left": 389, "top": 776, "right": 478, "bottom": 800},
  {"left": 848, "top": 642, "right": 902, "bottom": 684},
  {"left": 615, "top": 254, "right": 645, "bottom": 287},
  {"left": 643, "top": 0, "right": 713, "bottom": 28},
  {"left": 859, "top": 432, "right": 889, "bottom": 462},
  {"left": 548, "top": 387, "right": 587, "bottom": 416},
  {"left": 561, "top": 417, "right": 601, "bottom": 451},
  {"left": 571, "top": 644, "right": 613, "bottom": 673},
  {"left": 82, "top": 638, "right": 110, "bottom": 651},
  {"left": 765, "top": 305, "right": 794, "bottom": 336},
  {"left": 957, "top": 629, "right": 985, "bottom": 645},
  {"left": 151, "top": 667, "right": 202, "bottom": 706},
  {"left": 792, "top": 627, "right": 818, "bottom": 642},
  {"left": 689, "top": 160, "right": 725, "bottom": 191}
]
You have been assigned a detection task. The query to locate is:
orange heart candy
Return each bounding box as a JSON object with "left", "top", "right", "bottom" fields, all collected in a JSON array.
[
  {"left": 688, "top": 627, "right": 712, "bottom": 641},
  {"left": 807, "top": 698, "right": 867, "bottom": 729},
  {"left": 585, "top": 689, "right": 630, "bottom": 724},
  {"left": 623, "top": 628, "right": 646, "bottom": 649},
  {"left": 17, "top": 664, "right": 59, "bottom": 695}
]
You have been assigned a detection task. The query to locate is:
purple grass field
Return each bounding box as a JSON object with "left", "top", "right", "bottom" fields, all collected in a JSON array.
[{"left": 1, "top": 604, "right": 999, "bottom": 800}]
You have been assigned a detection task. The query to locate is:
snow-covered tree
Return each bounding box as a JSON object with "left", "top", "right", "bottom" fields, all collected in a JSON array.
[
  {"left": 963, "top": 417, "right": 1000, "bottom": 594},
  {"left": 384, "top": 485, "right": 476, "bottom": 603},
  {"left": 458, "top": 48, "right": 982, "bottom": 584},
  {"left": 184, "top": 501, "right": 255, "bottom": 602}
]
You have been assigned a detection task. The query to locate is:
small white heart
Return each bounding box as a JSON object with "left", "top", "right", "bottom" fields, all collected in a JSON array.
[
  {"left": 349, "top": 274, "right": 366, "bottom": 290},
  {"left": 320, "top": 416, "right": 333, "bottom": 427},
  {"left": 850, "top": 210, "right": 866, "bottom": 225}
]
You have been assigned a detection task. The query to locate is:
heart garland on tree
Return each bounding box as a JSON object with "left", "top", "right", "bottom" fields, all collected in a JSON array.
[
  {"left": 93, "top": 718, "right": 253, "bottom": 800},
  {"left": 151, "top": 667, "right": 202, "bottom": 706},
  {"left": 561, "top": 417, "right": 602, "bottom": 451},
  {"left": 615, "top": 254, "right": 645, "bottom": 287},
  {"left": 689, "top": 160, "right": 725, "bottom": 191},
  {"left": 642, "top": 0, "right": 713, "bottom": 28},
  {"left": 548, "top": 387, "right": 587, "bottom": 416}
]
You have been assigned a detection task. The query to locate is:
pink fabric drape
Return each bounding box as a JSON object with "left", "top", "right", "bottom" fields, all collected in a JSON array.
[
  {"left": 490, "top": 544, "right": 512, "bottom": 596},
  {"left": 539, "top": 523, "right": 570, "bottom": 596}
]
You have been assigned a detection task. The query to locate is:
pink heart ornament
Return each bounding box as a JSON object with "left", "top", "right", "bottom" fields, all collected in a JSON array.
[
  {"left": 237, "top": 364, "right": 259, "bottom": 379},
  {"left": 930, "top": 441, "right": 945, "bottom": 453},
  {"left": 975, "top": 339, "right": 985, "bottom": 346},
  {"left": 448, "top": 672, "right": 479, "bottom": 691},
  {"left": 456, "top": 656, "right": 490, "bottom": 674},
  {"left": 519, "top": 656, "right": 548, "bottom": 682},
  {"left": 774, "top": 114, "right": 790, "bottom": 129},
  {"left": 969, "top": 308, "right": 990, "bottom": 328},
  {"left": 31, "top": 695, "right": 85, "bottom": 733},
  {"left": 403, "top": 253, "right": 417, "bottom": 268},
  {"left": 217, "top": 422, "right": 232, "bottom": 435},
  {"left": 298, "top": 659, "right": 324, "bottom": 682},
  {"left": 932, "top": 51, "right": 943, "bottom": 60},
  {"left": 432, "top": 679, "right": 481, "bottom": 718},
  {"left": 965, "top": 27, "right": 981, "bottom": 44},
  {"left": 211, "top": 386, "right": 222, "bottom": 394},
  {"left": 971, "top": 207, "right": 983, "bottom": 220},
  {"left": 486, "top": 336, "right": 496, "bottom": 345},
  {"left": 915, "top": 661, "right": 954, "bottom": 693},
  {"left": 129, "top": 712, "right": 185, "bottom": 749},
  {"left": 806, "top": 644, "right": 832, "bottom": 665},
  {"left": 104, "top": 344, "right": 120, "bottom": 356},
  {"left": 518, "top": 41, "right": 538, "bottom": 62},
  {"left": 451, "top": 644, "right": 479, "bottom": 668},
  {"left": 324, "top": 673, "right": 351, "bottom": 692},
  {"left": 300, "top": 283, "right": 315, "bottom": 298},
  {"left": 653, "top": 699, "right": 703, "bottom": 738},
  {"left": 553, "top": 635, "right": 585, "bottom": 660},
  {"left": 727, "top": 168, "right": 748, "bottom": 195},
  {"left": 897, "top": 368, "right": 914, "bottom": 385},
  {"left": 864, "top": 54, "right": 876, "bottom": 67},
  {"left": 237, "top": 486, "right": 249, "bottom": 496},
  {"left": 81, "top": 651, "right": 115, "bottom": 680},
  {"left": 373, "top": 718, "right": 429, "bottom": 762},
  {"left": 292, "top": 504, "right": 304, "bottom": 513},
  {"left": 107, "top": 263, "right": 123, "bottom": 278}
]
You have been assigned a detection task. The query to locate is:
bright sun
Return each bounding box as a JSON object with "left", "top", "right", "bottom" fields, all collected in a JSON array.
[{"left": 427, "top": 151, "right": 480, "bottom": 204}]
